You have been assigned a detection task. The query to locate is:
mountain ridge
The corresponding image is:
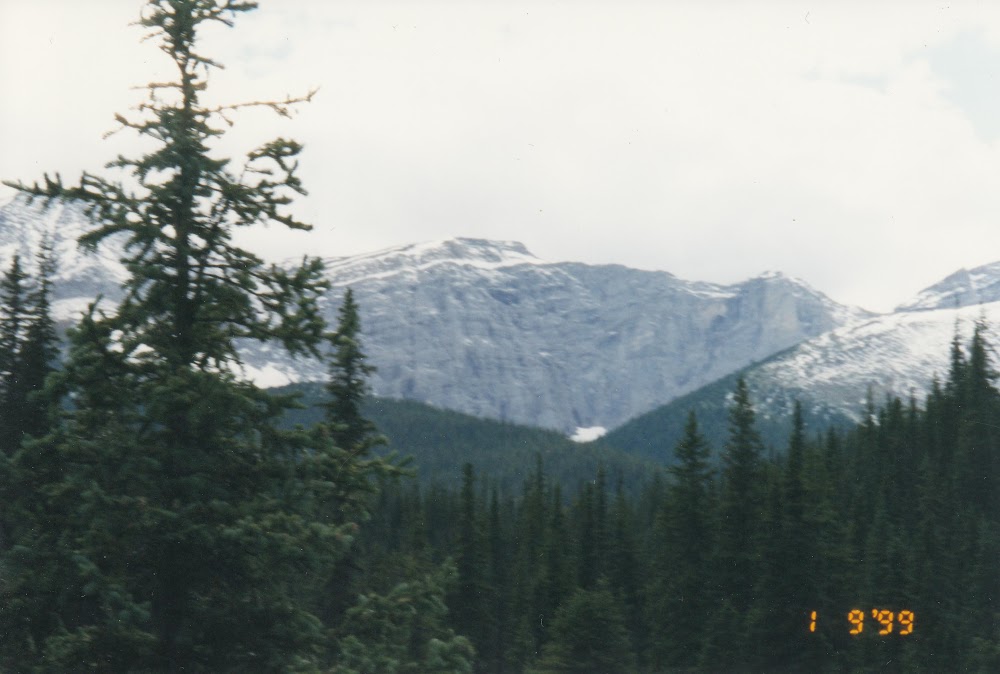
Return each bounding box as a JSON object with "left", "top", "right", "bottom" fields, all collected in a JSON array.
[
  {"left": 604, "top": 298, "right": 1000, "bottom": 461},
  {"left": 4, "top": 193, "right": 985, "bottom": 437},
  {"left": 896, "top": 260, "right": 1000, "bottom": 313},
  {"left": 303, "top": 236, "right": 868, "bottom": 431}
]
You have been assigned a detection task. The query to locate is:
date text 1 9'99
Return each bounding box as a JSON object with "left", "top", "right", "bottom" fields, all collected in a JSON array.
[{"left": 808, "top": 609, "right": 915, "bottom": 636}]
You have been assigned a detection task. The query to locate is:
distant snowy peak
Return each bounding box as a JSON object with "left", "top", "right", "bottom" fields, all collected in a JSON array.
[
  {"left": 323, "top": 237, "right": 542, "bottom": 285},
  {"left": 320, "top": 239, "right": 868, "bottom": 318},
  {"left": 746, "top": 299, "right": 1000, "bottom": 426},
  {"left": 759, "top": 270, "right": 829, "bottom": 291},
  {"left": 897, "top": 261, "right": 1000, "bottom": 313},
  {"left": 747, "top": 270, "right": 829, "bottom": 299},
  {"left": 742, "top": 269, "right": 873, "bottom": 325}
]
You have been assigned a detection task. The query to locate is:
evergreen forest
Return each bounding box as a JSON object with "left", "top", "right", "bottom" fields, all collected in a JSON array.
[
  {"left": 351, "top": 328, "right": 1000, "bottom": 672},
  {"left": 0, "top": 1, "right": 997, "bottom": 672}
]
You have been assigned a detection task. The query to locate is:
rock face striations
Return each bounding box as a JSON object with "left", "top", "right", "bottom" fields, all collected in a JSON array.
[
  {"left": 277, "top": 239, "right": 868, "bottom": 432},
  {"left": 0, "top": 194, "right": 869, "bottom": 433}
]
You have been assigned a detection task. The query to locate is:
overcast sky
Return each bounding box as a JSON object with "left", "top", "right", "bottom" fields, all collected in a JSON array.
[{"left": 3, "top": 1, "right": 1000, "bottom": 313}]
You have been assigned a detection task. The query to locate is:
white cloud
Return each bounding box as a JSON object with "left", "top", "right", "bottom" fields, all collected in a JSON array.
[{"left": 4, "top": 0, "right": 1000, "bottom": 313}]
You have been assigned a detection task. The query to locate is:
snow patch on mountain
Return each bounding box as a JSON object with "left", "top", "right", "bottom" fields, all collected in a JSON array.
[
  {"left": 570, "top": 426, "right": 608, "bottom": 443},
  {"left": 897, "top": 261, "right": 1000, "bottom": 313},
  {"left": 750, "top": 301, "right": 998, "bottom": 422},
  {"left": 323, "top": 238, "right": 544, "bottom": 286}
]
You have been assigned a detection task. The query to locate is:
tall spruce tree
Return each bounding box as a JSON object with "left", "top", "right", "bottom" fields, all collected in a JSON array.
[
  {"left": 0, "top": 255, "right": 30, "bottom": 456},
  {"left": 716, "top": 377, "right": 765, "bottom": 608},
  {"left": 484, "top": 488, "right": 513, "bottom": 674},
  {"left": 535, "top": 482, "right": 571, "bottom": 654},
  {"left": 0, "top": 246, "right": 60, "bottom": 556},
  {"left": 317, "top": 286, "right": 393, "bottom": 631},
  {"left": 648, "top": 410, "right": 714, "bottom": 669},
  {"left": 325, "top": 287, "right": 382, "bottom": 455},
  {"left": 0, "top": 1, "right": 372, "bottom": 670},
  {"left": 607, "top": 480, "right": 643, "bottom": 663},
  {"left": 750, "top": 401, "right": 816, "bottom": 668},
  {"left": 706, "top": 376, "right": 765, "bottom": 666},
  {"left": 19, "top": 238, "right": 60, "bottom": 440},
  {"left": 451, "top": 463, "right": 493, "bottom": 665},
  {"left": 324, "top": 289, "right": 386, "bottom": 554},
  {"left": 510, "top": 456, "right": 549, "bottom": 666},
  {"left": 955, "top": 320, "right": 999, "bottom": 515}
]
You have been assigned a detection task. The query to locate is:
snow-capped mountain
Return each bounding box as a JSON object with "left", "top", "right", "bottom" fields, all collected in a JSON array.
[
  {"left": 244, "top": 240, "right": 869, "bottom": 433},
  {"left": 722, "top": 262, "right": 1000, "bottom": 427},
  {"left": 602, "top": 266, "right": 1000, "bottom": 458},
  {"left": 896, "top": 262, "right": 1000, "bottom": 313},
  {"left": 0, "top": 194, "right": 867, "bottom": 433},
  {"left": 748, "top": 305, "right": 988, "bottom": 419}
]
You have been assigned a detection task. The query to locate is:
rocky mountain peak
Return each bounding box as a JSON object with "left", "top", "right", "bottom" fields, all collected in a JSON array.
[
  {"left": 323, "top": 237, "right": 541, "bottom": 285},
  {"left": 745, "top": 270, "right": 833, "bottom": 299},
  {"left": 0, "top": 195, "right": 874, "bottom": 433},
  {"left": 896, "top": 261, "right": 1000, "bottom": 313}
]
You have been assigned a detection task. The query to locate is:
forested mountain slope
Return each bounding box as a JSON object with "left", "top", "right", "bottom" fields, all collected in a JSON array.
[
  {"left": 599, "top": 360, "right": 855, "bottom": 461},
  {"left": 360, "top": 327, "right": 1000, "bottom": 672},
  {"left": 276, "top": 383, "right": 659, "bottom": 492}
]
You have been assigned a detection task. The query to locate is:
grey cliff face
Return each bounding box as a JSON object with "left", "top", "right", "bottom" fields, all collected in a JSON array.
[
  {"left": 0, "top": 196, "right": 869, "bottom": 433},
  {"left": 306, "top": 240, "right": 868, "bottom": 432}
]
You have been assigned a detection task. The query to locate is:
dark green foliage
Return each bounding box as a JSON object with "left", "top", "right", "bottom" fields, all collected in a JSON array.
[
  {"left": 0, "top": 256, "right": 29, "bottom": 454},
  {"left": 0, "top": 1, "right": 384, "bottom": 670},
  {"left": 647, "top": 411, "right": 715, "bottom": 669},
  {"left": 749, "top": 402, "right": 827, "bottom": 669},
  {"left": 714, "top": 377, "right": 766, "bottom": 617},
  {"left": 0, "top": 253, "right": 56, "bottom": 456},
  {"left": 483, "top": 489, "right": 514, "bottom": 673},
  {"left": 508, "top": 457, "right": 550, "bottom": 667},
  {"left": 335, "top": 562, "right": 475, "bottom": 674},
  {"left": 0, "top": 247, "right": 60, "bottom": 554},
  {"left": 353, "top": 327, "right": 1000, "bottom": 672},
  {"left": 537, "top": 484, "right": 572, "bottom": 644},
  {"left": 954, "top": 320, "right": 1000, "bottom": 515},
  {"left": 278, "top": 384, "right": 662, "bottom": 492},
  {"left": 574, "top": 480, "right": 601, "bottom": 590},
  {"left": 599, "top": 361, "right": 854, "bottom": 461},
  {"left": 326, "top": 287, "right": 382, "bottom": 454},
  {"left": 19, "top": 239, "right": 60, "bottom": 437},
  {"left": 451, "top": 464, "right": 494, "bottom": 663},
  {"left": 528, "top": 582, "right": 636, "bottom": 674},
  {"left": 607, "top": 481, "right": 644, "bottom": 663}
]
